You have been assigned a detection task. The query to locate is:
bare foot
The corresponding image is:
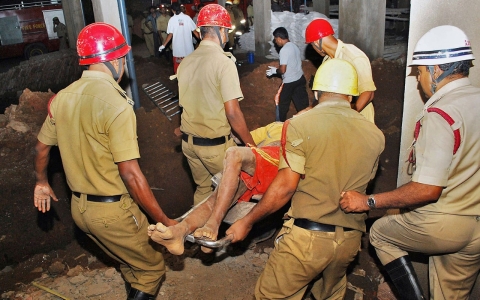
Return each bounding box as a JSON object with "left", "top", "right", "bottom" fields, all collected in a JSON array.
[
  {"left": 148, "top": 222, "right": 189, "bottom": 255},
  {"left": 193, "top": 220, "right": 220, "bottom": 253}
]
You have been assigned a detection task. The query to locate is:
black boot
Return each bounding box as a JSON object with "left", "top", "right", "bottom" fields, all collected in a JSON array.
[
  {"left": 127, "top": 287, "right": 156, "bottom": 300},
  {"left": 384, "top": 256, "right": 425, "bottom": 300}
]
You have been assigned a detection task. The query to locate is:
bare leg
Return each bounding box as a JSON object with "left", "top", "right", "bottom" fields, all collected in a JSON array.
[{"left": 194, "top": 147, "right": 256, "bottom": 252}]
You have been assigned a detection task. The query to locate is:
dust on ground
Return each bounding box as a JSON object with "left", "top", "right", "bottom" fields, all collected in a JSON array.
[{"left": 0, "top": 38, "right": 405, "bottom": 299}]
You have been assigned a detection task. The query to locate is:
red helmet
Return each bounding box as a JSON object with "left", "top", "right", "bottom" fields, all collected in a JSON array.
[
  {"left": 77, "top": 22, "right": 131, "bottom": 65},
  {"left": 196, "top": 4, "right": 232, "bottom": 29},
  {"left": 305, "top": 19, "right": 334, "bottom": 44}
]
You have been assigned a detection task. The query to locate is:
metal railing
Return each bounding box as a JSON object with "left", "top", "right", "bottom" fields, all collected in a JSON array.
[{"left": 0, "top": 1, "right": 61, "bottom": 12}]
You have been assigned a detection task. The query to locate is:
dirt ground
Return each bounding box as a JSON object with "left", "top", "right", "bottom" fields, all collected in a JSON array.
[{"left": 0, "top": 37, "right": 405, "bottom": 299}]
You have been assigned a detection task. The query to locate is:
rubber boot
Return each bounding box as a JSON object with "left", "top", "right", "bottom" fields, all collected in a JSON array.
[
  {"left": 127, "top": 287, "right": 156, "bottom": 300},
  {"left": 384, "top": 256, "right": 425, "bottom": 300}
]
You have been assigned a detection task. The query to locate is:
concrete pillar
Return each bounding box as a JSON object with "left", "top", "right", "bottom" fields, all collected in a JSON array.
[
  {"left": 62, "top": 0, "right": 85, "bottom": 49},
  {"left": 397, "top": 2, "right": 480, "bottom": 298},
  {"left": 91, "top": 0, "right": 121, "bottom": 28},
  {"left": 312, "top": 0, "right": 329, "bottom": 17},
  {"left": 339, "top": 0, "right": 385, "bottom": 60},
  {"left": 254, "top": 0, "right": 271, "bottom": 57},
  {"left": 90, "top": 0, "right": 139, "bottom": 107}
]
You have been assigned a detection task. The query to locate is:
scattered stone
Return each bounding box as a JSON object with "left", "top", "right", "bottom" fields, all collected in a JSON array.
[
  {"left": 259, "top": 253, "right": 269, "bottom": 262},
  {"left": 1, "top": 265, "right": 13, "bottom": 274},
  {"left": 85, "top": 283, "right": 112, "bottom": 297},
  {"left": 1, "top": 291, "right": 14, "bottom": 298},
  {"left": 347, "top": 282, "right": 365, "bottom": 295},
  {"left": 0, "top": 115, "right": 7, "bottom": 127},
  {"left": 104, "top": 267, "right": 116, "bottom": 278},
  {"left": 30, "top": 267, "right": 43, "bottom": 273},
  {"left": 352, "top": 268, "right": 366, "bottom": 277},
  {"left": 47, "top": 261, "right": 65, "bottom": 275},
  {"left": 263, "top": 247, "right": 273, "bottom": 254},
  {"left": 66, "top": 265, "right": 84, "bottom": 277},
  {"left": 251, "top": 257, "right": 265, "bottom": 267},
  {"left": 68, "top": 274, "right": 88, "bottom": 285},
  {"left": 6, "top": 120, "right": 30, "bottom": 133},
  {"left": 377, "top": 282, "right": 397, "bottom": 300},
  {"left": 87, "top": 255, "right": 97, "bottom": 265}
]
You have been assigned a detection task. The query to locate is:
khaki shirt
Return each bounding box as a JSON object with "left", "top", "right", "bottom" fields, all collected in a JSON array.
[
  {"left": 141, "top": 18, "right": 153, "bottom": 34},
  {"left": 412, "top": 78, "right": 480, "bottom": 216},
  {"left": 156, "top": 14, "right": 170, "bottom": 33},
  {"left": 54, "top": 22, "right": 67, "bottom": 38},
  {"left": 280, "top": 99, "right": 384, "bottom": 231},
  {"left": 37, "top": 71, "right": 139, "bottom": 196},
  {"left": 323, "top": 39, "right": 376, "bottom": 122},
  {"left": 178, "top": 40, "right": 243, "bottom": 138}
]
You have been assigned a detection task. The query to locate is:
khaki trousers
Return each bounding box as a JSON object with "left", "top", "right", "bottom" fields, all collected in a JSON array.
[
  {"left": 255, "top": 218, "right": 362, "bottom": 300},
  {"left": 182, "top": 137, "right": 236, "bottom": 205},
  {"left": 71, "top": 194, "right": 165, "bottom": 295},
  {"left": 144, "top": 33, "right": 155, "bottom": 56},
  {"left": 370, "top": 210, "right": 480, "bottom": 299}
]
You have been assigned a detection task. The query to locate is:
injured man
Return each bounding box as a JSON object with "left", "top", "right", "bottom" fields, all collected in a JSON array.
[{"left": 148, "top": 122, "right": 284, "bottom": 255}]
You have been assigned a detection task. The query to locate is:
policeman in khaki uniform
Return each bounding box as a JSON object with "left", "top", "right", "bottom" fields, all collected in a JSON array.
[
  {"left": 305, "top": 19, "right": 377, "bottom": 123},
  {"left": 53, "top": 16, "right": 68, "bottom": 50},
  {"left": 156, "top": 4, "right": 171, "bottom": 59},
  {"left": 226, "top": 59, "right": 385, "bottom": 300},
  {"left": 141, "top": 10, "right": 155, "bottom": 57},
  {"left": 177, "top": 4, "right": 255, "bottom": 206},
  {"left": 33, "top": 23, "right": 175, "bottom": 300},
  {"left": 341, "top": 26, "right": 480, "bottom": 300}
]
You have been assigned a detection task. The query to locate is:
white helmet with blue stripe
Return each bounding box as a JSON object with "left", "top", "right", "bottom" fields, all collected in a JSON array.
[{"left": 410, "top": 25, "right": 474, "bottom": 66}]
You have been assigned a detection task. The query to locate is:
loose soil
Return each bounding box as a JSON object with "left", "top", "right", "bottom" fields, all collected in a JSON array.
[{"left": 0, "top": 37, "right": 405, "bottom": 299}]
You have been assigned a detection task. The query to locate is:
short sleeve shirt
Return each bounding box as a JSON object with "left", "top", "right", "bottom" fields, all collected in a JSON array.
[
  {"left": 279, "top": 99, "right": 384, "bottom": 231},
  {"left": 156, "top": 14, "right": 171, "bottom": 32},
  {"left": 54, "top": 23, "right": 67, "bottom": 38},
  {"left": 323, "top": 40, "right": 376, "bottom": 122},
  {"left": 279, "top": 42, "right": 303, "bottom": 83},
  {"left": 37, "top": 71, "right": 139, "bottom": 196},
  {"left": 412, "top": 78, "right": 480, "bottom": 216},
  {"left": 167, "top": 12, "right": 196, "bottom": 57},
  {"left": 177, "top": 40, "right": 243, "bottom": 138}
]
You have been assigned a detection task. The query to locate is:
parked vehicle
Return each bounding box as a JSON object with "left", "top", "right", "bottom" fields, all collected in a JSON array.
[{"left": 0, "top": 1, "right": 65, "bottom": 59}]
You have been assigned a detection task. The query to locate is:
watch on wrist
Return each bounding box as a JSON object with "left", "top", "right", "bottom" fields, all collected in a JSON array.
[{"left": 367, "top": 194, "right": 376, "bottom": 209}]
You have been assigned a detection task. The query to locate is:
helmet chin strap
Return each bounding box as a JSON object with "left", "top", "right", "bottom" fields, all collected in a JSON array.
[
  {"left": 428, "top": 62, "right": 461, "bottom": 94},
  {"left": 214, "top": 27, "right": 228, "bottom": 49},
  {"left": 312, "top": 39, "right": 323, "bottom": 53},
  {"left": 104, "top": 59, "right": 123, "bottom": 81}
]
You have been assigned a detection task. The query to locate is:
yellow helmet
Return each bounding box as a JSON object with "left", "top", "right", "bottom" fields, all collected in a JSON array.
[
  {"left": 233, "top": 0, "right": 240, "bottom": 4},
  {"left": 312, "top": 58, "right": 359, "bottom": 96}
]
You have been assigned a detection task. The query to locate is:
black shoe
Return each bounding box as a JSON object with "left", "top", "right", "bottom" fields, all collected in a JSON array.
[
  {"left": 127, "top": 287, "right": 156, "bottom": 300},
  {"left": 384, "top": 256, "right": 425, "bottom": 300}
]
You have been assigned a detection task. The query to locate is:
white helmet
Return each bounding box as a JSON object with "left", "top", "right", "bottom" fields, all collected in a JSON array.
[{"left": 411, "top": 25, "right": 474, "bottom": 66}]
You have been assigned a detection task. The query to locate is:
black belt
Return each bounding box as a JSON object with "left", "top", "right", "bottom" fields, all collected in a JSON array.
[
  {"left": 72, "top": 192, "right": 122, "bottom": 203},
  {"left": 293, "top": 218, "right": 353, "bottom": 232},
  {"left": 182, "top": 133, "right": 229, "bottom": 146}
]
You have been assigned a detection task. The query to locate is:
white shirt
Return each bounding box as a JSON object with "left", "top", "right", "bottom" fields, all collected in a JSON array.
[{"left": 167, "top": 12, "right": 197, "bottom": 57}]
